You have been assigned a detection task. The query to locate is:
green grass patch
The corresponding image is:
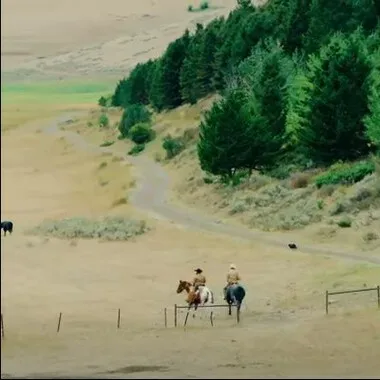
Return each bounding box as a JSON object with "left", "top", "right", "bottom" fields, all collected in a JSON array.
[{"left": 1, "top": 79, "right": 114, "bottom": 106}]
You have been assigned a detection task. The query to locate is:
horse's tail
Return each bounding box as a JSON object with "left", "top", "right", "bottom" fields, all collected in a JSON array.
[{"left": 210, "top": 290, "right": 214, "bottom": 304}]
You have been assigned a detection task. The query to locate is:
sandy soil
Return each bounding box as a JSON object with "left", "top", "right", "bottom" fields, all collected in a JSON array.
[
  {"left": 1, "top": 0, "right": 237, "bottom": 82},
  {"left": 1, "top": 0, "right": 380, "bottom": 378}
]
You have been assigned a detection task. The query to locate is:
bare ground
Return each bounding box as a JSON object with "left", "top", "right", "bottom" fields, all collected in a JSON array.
[{"left": 1, "top": 1, "right": 380, "bottom": 378}]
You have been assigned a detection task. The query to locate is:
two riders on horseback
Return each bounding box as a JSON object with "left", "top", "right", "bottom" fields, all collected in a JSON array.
[{"left": 191, "top": 264, "right": 241, "bottom": 301}]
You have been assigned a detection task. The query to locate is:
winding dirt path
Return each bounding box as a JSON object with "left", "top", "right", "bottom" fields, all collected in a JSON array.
[{"left": 44, "top": 113, "right": 380, "bottom": 266}]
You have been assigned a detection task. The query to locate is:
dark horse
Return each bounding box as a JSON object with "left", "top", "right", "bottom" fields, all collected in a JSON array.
[
  {"left": 225, "top": 284, "right": 246, "bottom": 316},
  {"left": 1, "top": 221, "right": 13, "bottom": 236}
]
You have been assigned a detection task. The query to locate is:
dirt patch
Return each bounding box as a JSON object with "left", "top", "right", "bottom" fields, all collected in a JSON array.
[{"left": 99, "top": 365, "right": 168, "bottom": 375}]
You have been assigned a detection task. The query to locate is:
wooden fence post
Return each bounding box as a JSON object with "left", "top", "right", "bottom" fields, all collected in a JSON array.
[
  {"left": 164, "top": 308, "right": 167, "bottom": 328},
  {"left": 377, "top": 286, "right": 380, "bottom": 309},
  {"left": 325, "top": 291, "right": 329, "bottom": 315},
  {"left": 117, "top": 308, "right": 121, "bottom": 329},
  {"left": 57, "top": 312, "right": 62, "bottom": 333},
  {"left": 174, "top": 304, "right": 177, "bottom": 327},
  {"left": 1, "top": 314, "right": 4, "bottom": 339}
]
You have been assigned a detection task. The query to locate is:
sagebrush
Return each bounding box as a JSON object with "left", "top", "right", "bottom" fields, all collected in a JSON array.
[{"left": 28, "top": 216, "right": 149, "bottom": 240}]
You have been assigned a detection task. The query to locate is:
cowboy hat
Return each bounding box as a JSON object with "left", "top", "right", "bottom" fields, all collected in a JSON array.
[
  {"left": 194, "top": 268, "right": 203, "bottom": 273},
  {"left": 229, "top": 264, "right": 236, "bottom": 269}
]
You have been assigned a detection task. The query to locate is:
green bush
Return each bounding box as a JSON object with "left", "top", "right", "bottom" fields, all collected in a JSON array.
[
  {"left": 200, "top": 0, "right": 209, "bottom": 9},
  {"left": 99, "top": 113, "right": 109, "bottom": 127},
  {"left": 129, "top": 123, "right": 155, "bottom": 144},
  {"left": 98, "top": 96, "right": 107, "bottom": 107},
  {"left": 188, "top": 4, "right": 193, "bottom": 11},
  {"left": 337, "top": 217, "right": 352, "bottom": 228},
  {"left": 128, "top": 144, "right": 146, "bottom": 156},
  {"left": 315, "top": 161, "right": 375, "bottom": 188},
  {"left": 162, "top": 134, "right": 185, "bottom": 159},
  {"left": 119, "top": 104, "right": 151, "bottom": 138}
]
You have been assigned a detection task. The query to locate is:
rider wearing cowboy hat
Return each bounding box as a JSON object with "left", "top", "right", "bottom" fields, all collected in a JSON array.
[
  {"left": 223, "top": 263, "right": 241, "bottom": 300},
  {"left": 192, "top": 268, "right": 206, "bottom": 292}
]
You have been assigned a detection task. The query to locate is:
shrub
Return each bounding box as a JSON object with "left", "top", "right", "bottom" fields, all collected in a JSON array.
[
  {"left": 27, "top": 216, "right": 148, "bottom": 241},
  {"left": 99, "top": 113, "right": 109, "bottom": 127},
  {"left": 128, "top": 144, "right": 145, "bottom": 156},
  {"left": 100, "top": 141, "right": 114, "bottom": 147},
  {"left": 188, "top": 4, "right": 193, "bottom": 11},
  {"left": 129, "top": 123, "right": 155, "bottom": 144},
  {"left": 290, "top": 173, "right": 310, "bottom": 189},
  {"left": 98, "top": 96, "right": 107, "bottom": 107},
  {"left": 362, "top": 231, "right": 378, "bottom": 242},
  {"left": 162, "top": 135, "right": 185, "bottom": 159},
  {"left": 315, "top": 161, "right": 375, "bottom": 188},
  {"left": 200, "top": 0, "right": 209, "bottom": 9},
  {"left": 337, "top": 217, "right": 352, "bottom": 228},
  {"left": 119, "top": 104, "right": 151, "bottom": 138},
  {"left": 317, "top": 184, "right": 337, "bottom": 198}
]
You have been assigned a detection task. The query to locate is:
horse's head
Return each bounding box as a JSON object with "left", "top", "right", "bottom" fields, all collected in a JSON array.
[{"left": 176, "top": 280, "right": 191, "bottom": 294}]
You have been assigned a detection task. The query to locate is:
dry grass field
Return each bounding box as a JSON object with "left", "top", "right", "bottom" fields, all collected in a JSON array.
[{"left": 1, "top": 0, "right": 380, "bottom": 378}]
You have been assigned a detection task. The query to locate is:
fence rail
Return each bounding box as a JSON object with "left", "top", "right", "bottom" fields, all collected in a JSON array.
[
  {"left": 173, "top": 303, "right": 240, "bottom": 327},
  {"left": 325, "top": 285, "right": 380, "bottom": 314}
]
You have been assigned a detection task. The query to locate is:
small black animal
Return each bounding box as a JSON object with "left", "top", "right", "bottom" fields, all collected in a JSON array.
[
  {"left": 1, "top": 221, "right": 14, "bottom": 236},
  {"left": 288, "top": 243, "right": 297, "bottom": 249}
]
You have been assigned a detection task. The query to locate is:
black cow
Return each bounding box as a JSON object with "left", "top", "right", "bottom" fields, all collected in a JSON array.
[{"left": 1, "top": 221, "right": 13, "bottom": 236}]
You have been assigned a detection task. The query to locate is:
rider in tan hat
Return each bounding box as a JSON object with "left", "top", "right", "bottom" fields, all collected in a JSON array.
[
  {"left": 192, "top": 268, "right": 206, "bottom": 293},
  {"left": 223, "top": 263, "right": 241, "bottom": 300}
]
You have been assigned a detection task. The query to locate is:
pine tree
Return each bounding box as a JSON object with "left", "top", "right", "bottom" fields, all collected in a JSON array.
[
  {"left": 304, "top": 0, "right": 378, "bottom": 54},
  {"left": 179, "top": 24, "right": 204, "bottom": 104},
  {"left": 158, "top": 30, "right": 191, "bottom": 109},
  {"left": 364, "top": 47, "right": 380, "bottom": 150},
  {"left": 197, "top": 90, "right": 255, "bottom": 178},
  {"left": 288, "top": 29, "right": 373, "bottom": 164}
]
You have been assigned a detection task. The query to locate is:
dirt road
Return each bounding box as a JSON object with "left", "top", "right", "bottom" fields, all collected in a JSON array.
[{"left": 44, "top": 114, "right": 380, "bottom": 266}]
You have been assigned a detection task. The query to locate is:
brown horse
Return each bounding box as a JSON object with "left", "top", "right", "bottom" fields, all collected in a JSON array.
[
  {"left": 176, "top": 280, "right": 214, "bottom": 315},
  {"left": 176, "top": 280, "right": 200, "bottom": 310}
]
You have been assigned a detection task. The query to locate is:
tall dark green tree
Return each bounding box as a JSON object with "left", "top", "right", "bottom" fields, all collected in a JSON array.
[
  {"left": 179, "top": 23, "right": 204, "bottom": 104},
  {"left": 197, "top": 90, "right": 257, "bottom": 178},
  {"left": 149, "top": 59, "right": 165, "bottom": 111},
  {"left": 304, "top": 0, "right": 379, "bottom": 54},
  {"left": 237, "top": 39, "right": 295, "bottom": 164},
  {"left": 287, "top": 29, "right": 373, "bottom": 164},
  {"left": 195, "top": 18, "right": 224, "bottom": 97},
  {"left": 364, "top": 47, "right": 380, "bottom": 150},
  {"left": 150, "top": 30, "right": 191, "bottom": 110}
]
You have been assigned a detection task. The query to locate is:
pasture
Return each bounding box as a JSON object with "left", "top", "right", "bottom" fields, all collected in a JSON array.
[{"left": 1, "top": 0, "right": 380, "bottom": 378}]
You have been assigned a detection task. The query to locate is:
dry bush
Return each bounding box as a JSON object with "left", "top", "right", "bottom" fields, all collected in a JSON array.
[
  {"left": 111, "top": 197, "right": 128, "bottom": 208},
  {"left": 362, "top": 231, "right": 378, "bottom": 242},
  {"left": 27, "top": 216, "right": 149, "bottom": 241},
  {"left": 182, "top": 127, "right": 198, "bottom": 143},
  {"left": 154, "top": 152, "right": 162, "bottom": 162},
  {"left": 290, "top": 172, "right": 311, "bottom": 189},
  {"left": 317, "top": 184, "right": 337, "bottom": 198},
  {"left": 228, "top": 200, "right": 247, "bottom": 215},
  {"left": 98, "top": 161, "right": 108, "bottom": 170}
]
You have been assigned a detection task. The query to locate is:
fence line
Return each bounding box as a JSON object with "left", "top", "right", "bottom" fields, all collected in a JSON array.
[
  {"left": 173, "top": 303, "right": 240, "bottom": 327},
  {"left": 325, "top": 285, "right": 380, "bottom": 314}
]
